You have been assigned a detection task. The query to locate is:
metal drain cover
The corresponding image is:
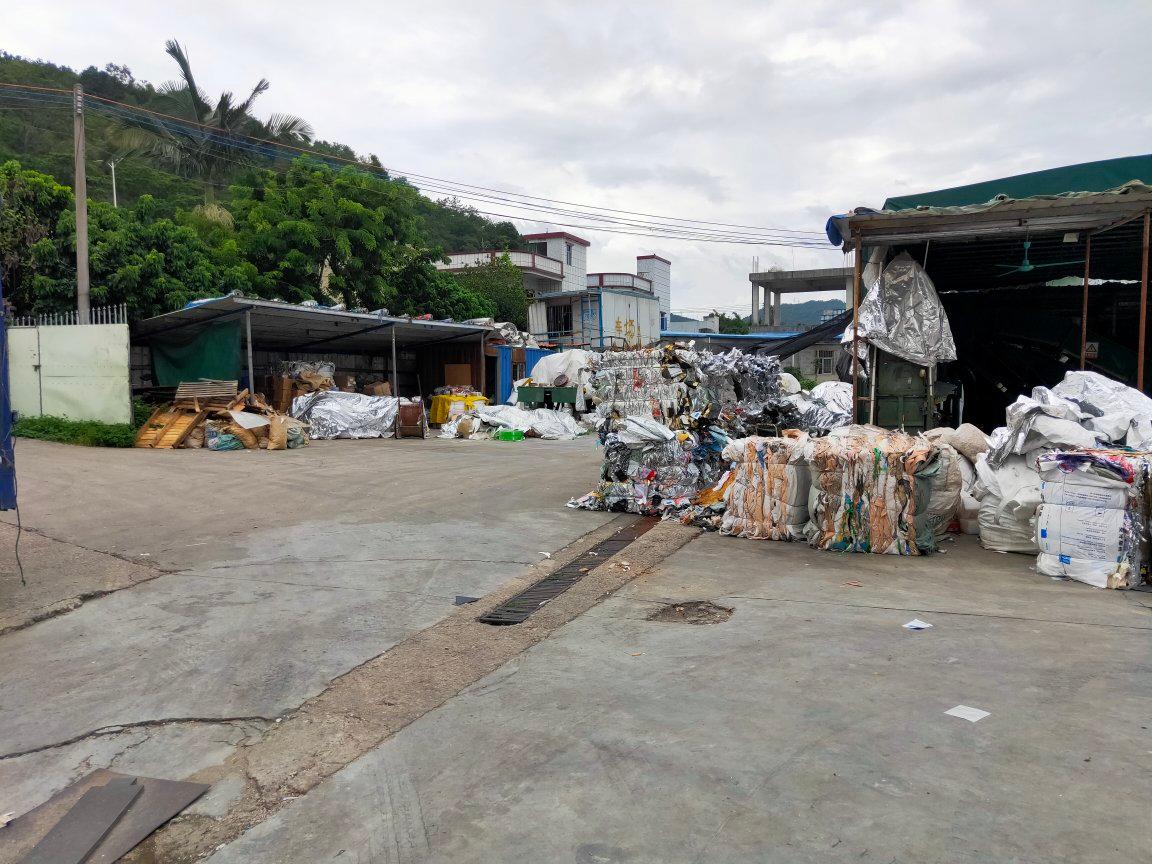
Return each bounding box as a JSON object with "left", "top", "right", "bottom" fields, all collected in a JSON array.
[{"left": 479, "top": 518, "right": 655, "bottom": 625}]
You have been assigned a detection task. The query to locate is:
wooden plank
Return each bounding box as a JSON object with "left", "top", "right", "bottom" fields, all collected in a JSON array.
[
  {"left": 154, "top": 409, "right": 206, "bottom": 449},
  {"left": 133, "top": 406, "right": 172, "bottom": 447},
  {"left": 20, "top": 776, "right": 141, "bottom": 864},
  {"left": 173, "top": 379, "right": 237, "bottom": 401}
]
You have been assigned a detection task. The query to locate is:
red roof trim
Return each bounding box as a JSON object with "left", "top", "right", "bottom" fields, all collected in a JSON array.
[
  {"left": 636, "top": 254, "right": 671, "bottom": 264},
  {"left": 522, "top": 231, "right": 592, "bottom": 247}
]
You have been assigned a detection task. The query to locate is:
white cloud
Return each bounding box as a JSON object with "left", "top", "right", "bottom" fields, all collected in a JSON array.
[{"left": 6, "top": 0, "right": 1150, "bottom": 314}]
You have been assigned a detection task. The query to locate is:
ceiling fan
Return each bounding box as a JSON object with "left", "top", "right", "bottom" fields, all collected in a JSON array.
[{"left": 995, "top": 239, "right": 1084, "bottom": 277}]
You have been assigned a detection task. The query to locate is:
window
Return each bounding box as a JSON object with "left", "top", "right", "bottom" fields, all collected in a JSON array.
[
  {"left": 565, "top": 243, "right": 574, "bottom": 266},
  {"left": 815, "top": 349, "right": 835, "bottom": 376},
  {"left": 527, "top": 241, "right": 547, "bottom": 256},
  {"left": 547, "top": 303, "right": 573, "bottom": 335}
]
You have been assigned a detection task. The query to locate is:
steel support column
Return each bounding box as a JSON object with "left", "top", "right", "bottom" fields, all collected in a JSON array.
[{"left": 1080, "top": 236, "right": 1092, "bottom": 370}]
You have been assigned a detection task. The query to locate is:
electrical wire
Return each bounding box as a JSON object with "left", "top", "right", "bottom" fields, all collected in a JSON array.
[
  {"left": 0, "top": 85, "right": 827, "bottom": 243},
  {"left": 0, "top": 84, "right": 838, "bottom": 248}
]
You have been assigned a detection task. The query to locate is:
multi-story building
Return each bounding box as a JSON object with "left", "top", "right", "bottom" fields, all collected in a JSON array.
[{"left": 436, "top": 232, "right": 671, "bottom": 349}]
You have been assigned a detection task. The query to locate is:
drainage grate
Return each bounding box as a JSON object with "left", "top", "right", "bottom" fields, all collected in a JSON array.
[{"left": 478, "top": 518, "right": 656, "bottom": 625}]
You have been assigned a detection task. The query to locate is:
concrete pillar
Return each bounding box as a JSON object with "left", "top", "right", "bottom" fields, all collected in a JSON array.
[
  {"left": 772, "top": 291, "right": 781, "bottom": 327},
  {"left": 751, "top": 282, "right": 761, "bottom": 325}
]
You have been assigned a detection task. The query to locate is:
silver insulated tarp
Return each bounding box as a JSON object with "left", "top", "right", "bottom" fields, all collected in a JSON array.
[
  {"left": 291, "top": 390, "right": 399, "bottom": 439},
  {"left": 857, "top": 252, "right": 957, "bottom": 367}
]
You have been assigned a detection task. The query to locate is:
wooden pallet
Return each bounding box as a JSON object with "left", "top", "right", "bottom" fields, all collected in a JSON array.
[
  {"left": 173, "top": 379, "right": 238, "bottom": 402},
  {"left": 134, "top": 405, "right": 208, "bottom": 449}
]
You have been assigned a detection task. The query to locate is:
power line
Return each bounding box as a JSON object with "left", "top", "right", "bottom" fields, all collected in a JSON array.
[{"left": 0, "top": 84, "right": 838, "bottom": 248}]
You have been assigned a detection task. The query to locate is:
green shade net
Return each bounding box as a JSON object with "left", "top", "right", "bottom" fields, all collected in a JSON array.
[{"left": 151, "top": 320, "right": 242, "bottom": 387}]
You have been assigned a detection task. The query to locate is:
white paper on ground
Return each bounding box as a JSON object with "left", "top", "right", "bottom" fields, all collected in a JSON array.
[
  {"left": 945, "top": 705, "right": 990, "bottom": 723},
  {"left": 903, "top": 618, "right": 933, "bottom": 630}
]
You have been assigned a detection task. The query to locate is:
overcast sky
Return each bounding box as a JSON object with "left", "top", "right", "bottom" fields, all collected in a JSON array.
[{"left": 7, "top": 1, "right": 1151, "bottom": 317}]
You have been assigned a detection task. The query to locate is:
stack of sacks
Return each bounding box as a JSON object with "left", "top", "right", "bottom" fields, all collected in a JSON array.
[
  {"left": 720, "top": 431, "right": 811, "bottom": 540},
  {"left": 1035, "top": 450, "right": 1149, "bottom": 589},
  {"left": 923, "top": 424, "right": 990, "bottom": 537},
  {"left": 805, "top": 425, "right": 941, "bottom": 555},
  {"left": 973, "top": 455, "right": 1043, "bottom": 552},
  {"left": 971, "top": 369, "right": 1152, "bottom": 554}
]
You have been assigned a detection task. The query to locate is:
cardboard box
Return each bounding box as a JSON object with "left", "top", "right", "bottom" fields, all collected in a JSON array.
[
  {"left": 334, "top": 373, "right": 357, "bottom": 392},
  {"left": 362, "top": 381, "right": 392, "bottom": 397},
  {"left": 444, "top": 364, "right": 472, "bottom": 387}
]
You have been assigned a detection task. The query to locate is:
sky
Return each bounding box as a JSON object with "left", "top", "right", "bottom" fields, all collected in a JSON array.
[{"left": 6, "top": 0, "right": 1151, "bottom": 318}]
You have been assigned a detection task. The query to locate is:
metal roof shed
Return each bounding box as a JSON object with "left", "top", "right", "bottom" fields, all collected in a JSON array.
[
  {"left": 133, "top": 297, "right": 490, "bottom": 397},
  {"left": 828, "top": 178, "right": 1152, "bottom": 425}
]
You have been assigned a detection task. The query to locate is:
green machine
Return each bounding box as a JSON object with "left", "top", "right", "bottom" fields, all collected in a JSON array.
[
  {"left": 516, "top": 385, "right": 579, "bottom": 410},
  {"left": 864, "top": 347, "right": 954, "bottom": 433}
]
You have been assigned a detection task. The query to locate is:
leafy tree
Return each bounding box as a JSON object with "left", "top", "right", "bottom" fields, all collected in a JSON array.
[
  {"left": 385, "top": 250, "right": 496, "bottom": 321},
  {"left": 88, "top": 195, "right": 256, "bottom": 317},
  {"left": 117, "top": 40, "right": 313, "bottom": 201},
  {"left": 417, "top": 197, "right": 521, "bottom": 253},
  {"left": 0, "top": 160, "right": 75, "bottom": 314},
  {"left": 231, "top": 158, "right": 424, "bottom": 307},
  {"left": 0, "top": 161, "right": 254, "bottom": 318},
  {"left": 448, "top": 253, "right": 529, "bottom": 327},
  {"left": 230, "top": 158, "right": 494, "bottom": 319},
  {"left": 714, "top": 310, "right": 750, "bottom": 334}
]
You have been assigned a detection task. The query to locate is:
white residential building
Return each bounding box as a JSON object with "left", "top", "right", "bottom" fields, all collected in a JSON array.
[{"left": 435, "top": 231, "right": 671, "bottom": 349}]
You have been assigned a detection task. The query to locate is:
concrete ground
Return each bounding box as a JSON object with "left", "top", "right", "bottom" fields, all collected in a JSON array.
[
  {"left": 0, "top": 437, "right": 614, "bottom": 819},
  {"left": 203, "top": 533, "right": 1152, "bottom": 864},
  {"left": 4, "top": 435, "right": 1151, "bottom": 863}
]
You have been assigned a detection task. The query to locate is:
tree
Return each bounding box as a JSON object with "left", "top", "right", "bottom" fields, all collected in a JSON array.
[
  {"left": 230, "top": 158, "right": 494, "bottom": 320},
  {"left": 88, "top": 195, "right": 256, "bottom": 318},
  {"left": 714, "top": 310, "right": 750, "bottom": 334},
  {"left": 0, "top": 161, "right": 255, "bottom": 318},
  {"left": 118, "top": 40, "right": 313, "bottom": 202},
  {"left": 0, "top": 160, "right": 76, "bottom": 314},
  {"left": 448, "top": 253, "right": 529, "bottom": 327}
]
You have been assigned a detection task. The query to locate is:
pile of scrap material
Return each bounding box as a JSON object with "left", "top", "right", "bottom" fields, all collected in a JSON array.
[
  {"left": 970, "top": 370, "right": 1152, "bottom": 557},
  {"left": 441, "top": 404, "right": 586, "bottom": 441},
  {"left": 806, "top": 425, "right": 941, "bottom": 555},
  {"left": 291, "top": 390, "right": 408, "bottom": 439},
  {"left": 719, "top": 431, "right": 811, "bottom": 540},
  {"left": 135, "top": 380, "right": 308, "bottom": 451},
  {"left": 270, "top": 360, "right": 390, "bottom": 412},
  {"left": 589, "top": 344, "right": 799, "bottom": 433},
  {"left": 571, "top": 344, "right": 801, "bottom": 515},
  {"left": 787, "top": 381, "right": 853, "bottom": 431},
  {"left": 1034, "top": 449, "right": 1150, "bottom": 589}
]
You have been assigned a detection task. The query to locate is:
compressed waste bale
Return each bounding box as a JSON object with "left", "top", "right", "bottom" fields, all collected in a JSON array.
[
  {"left": 720, "top": 431, "right": 811, "bottom": 540},
  {"left": 1034, "top": 450, "right": 1148, "bottom": 589},
  {"left": 805, "top": 425, "right": 940, "bottom": 555}
]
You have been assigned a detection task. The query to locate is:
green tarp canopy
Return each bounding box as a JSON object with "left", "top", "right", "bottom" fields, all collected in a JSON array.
[
  {"left": 883, "top": 153, "right": 1152, "bottom": 211},
  {"left": 151, "top": 320, "right": 242, "bottom": 387}
]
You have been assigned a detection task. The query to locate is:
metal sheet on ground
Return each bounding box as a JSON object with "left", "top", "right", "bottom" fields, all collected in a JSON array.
[
  {"left": 2, "top": 770, "right": 208, "bottom": 864},
  {"left": 18, "top": 776, "right": 141, "bottom": 864}
]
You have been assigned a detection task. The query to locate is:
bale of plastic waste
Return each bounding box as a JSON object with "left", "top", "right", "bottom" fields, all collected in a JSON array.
[
  {"left": 720, "top": 431, "right": 811, "bottom": 541},
  {"left": 805, "top": 425, "right": 940, "bottom": 555}
]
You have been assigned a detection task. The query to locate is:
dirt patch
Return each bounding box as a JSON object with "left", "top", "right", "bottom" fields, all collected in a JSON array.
[{"left": 648, "top": 601, "right": 734, "bottom": 625}]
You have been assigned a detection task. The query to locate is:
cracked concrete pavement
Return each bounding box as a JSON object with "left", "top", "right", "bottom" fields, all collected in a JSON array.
[
  {"left": 202, "top": 533, "right": 1152, "bottom": 864},
  {"left": 0, "top": 437, "right": 615, "bottom": 825}
]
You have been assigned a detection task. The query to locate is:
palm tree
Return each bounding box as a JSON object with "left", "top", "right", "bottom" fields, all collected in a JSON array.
[{"left": 120, "top": 40, "right": 313, "bottom": 202}]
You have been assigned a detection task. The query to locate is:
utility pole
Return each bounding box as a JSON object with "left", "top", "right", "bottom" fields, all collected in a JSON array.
[
  {"left": 73, "top": 84, "right": 90, "bottom": 323},
  {"left": 107, "top": 158, "right": 120, "bottom": 208}
]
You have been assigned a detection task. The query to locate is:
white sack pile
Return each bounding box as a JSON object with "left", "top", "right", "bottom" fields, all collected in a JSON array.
[{"left": 970, "top": 370, "right": 1152, "bottom": 554}]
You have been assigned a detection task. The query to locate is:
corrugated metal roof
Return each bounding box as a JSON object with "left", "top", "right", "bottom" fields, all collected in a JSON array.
[{"left": 133, "top": 297, "right": 488, "bottom": 353}]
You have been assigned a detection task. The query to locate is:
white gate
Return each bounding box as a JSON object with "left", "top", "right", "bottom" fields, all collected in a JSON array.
[{"left": 8, "top": 305, "right": 132, "bottom": 424}]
